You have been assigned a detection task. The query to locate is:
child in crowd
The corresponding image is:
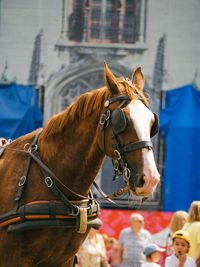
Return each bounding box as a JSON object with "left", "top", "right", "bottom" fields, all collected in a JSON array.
[
  {"left": 141, "top": 243, "right": 165, "bottom": 267},
  {"left": 165, "top": 230, "right": 197, "bottom": 267},
  {"left": 166, "top": 210, "right": 188, "bottom": 256}
]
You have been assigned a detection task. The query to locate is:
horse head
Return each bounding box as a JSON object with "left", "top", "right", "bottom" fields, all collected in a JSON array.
[{"left": 101, "top": 62, "right": 160, "bottom": 198}]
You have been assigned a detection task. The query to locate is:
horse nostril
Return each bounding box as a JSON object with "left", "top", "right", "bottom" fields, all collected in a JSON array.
[{"left": 136, "top": 174, "right": 145, "bottom": 187}]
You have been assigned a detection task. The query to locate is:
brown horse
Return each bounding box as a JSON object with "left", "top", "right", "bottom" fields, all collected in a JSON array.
[{"left": 0, "top": 62, "right": 160, "bottom": 266}]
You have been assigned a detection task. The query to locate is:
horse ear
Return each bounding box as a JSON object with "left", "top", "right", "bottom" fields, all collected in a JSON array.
[
  {"left": 131, "top": 66, "right": 145, "bottom": 92},
  {"left": 104, "top": 61, "right": 119, "bottom": 95}
]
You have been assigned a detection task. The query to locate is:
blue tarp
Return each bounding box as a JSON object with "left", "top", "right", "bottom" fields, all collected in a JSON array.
[
  {"left": 159, "top": 84, "right": 200, "bottom": 212},
  {"left": 0, "top": 83, "right": 43, "bottom": 140}
]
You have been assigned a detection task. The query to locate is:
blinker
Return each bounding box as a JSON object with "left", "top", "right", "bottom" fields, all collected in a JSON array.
[
  {"left": 150, "top": 113, "right": 159, "bottom": 137},
  {"left": 111, "top": 108, "right": 127, "bottom": 135},
  {"left": 111, "top": 109, "right": 158, "bottom": 137}
]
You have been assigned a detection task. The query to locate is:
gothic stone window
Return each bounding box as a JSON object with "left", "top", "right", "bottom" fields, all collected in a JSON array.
[{"left": 68, "top": 0, "right": 141, "bottom": 44}]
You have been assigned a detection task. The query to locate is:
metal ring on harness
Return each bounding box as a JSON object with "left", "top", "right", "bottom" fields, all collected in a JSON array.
[
  {"left": 123, "top": 167, "right": 131, "bottom": 183},
  {"left": 30, "top": 144, "right": 38, "bottom": 152},
  {"left": 114, "top": 150, "right": 121, "bottom": 160},
  {"left": 24, "top": 143, "right": 31, "bottom": 152},
  {"left": 18, "top": 176, "right": 27, "bottom": 186},
  {"left": 113, "top": 160, "right": 119, "bottom": 171},
  {"left": 105, "top": 110, "right": 111, "bottom": 120},
  {"left": 45, "top": 177, "right": 53, "bottom": 188},
  {"left": 69, "top": 206, "right": 80, "bottom": 217}
]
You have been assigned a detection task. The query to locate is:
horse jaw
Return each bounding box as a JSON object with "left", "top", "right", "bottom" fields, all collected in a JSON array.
[{"left": 129, "top": 100, "right": 160, "bottom": 197}]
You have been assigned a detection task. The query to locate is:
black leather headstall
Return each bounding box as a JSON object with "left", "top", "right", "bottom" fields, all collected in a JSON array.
[{"left": 100, "top": 93, "right": 158, "bottom": 184}]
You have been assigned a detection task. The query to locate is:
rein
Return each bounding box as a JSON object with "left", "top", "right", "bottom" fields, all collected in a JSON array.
[{"left": 0, "top": 142, "right": 128, "bottom": 204}]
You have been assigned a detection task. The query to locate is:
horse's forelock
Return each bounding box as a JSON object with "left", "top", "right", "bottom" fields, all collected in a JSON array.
[{"left": 119, "top": 79, "right": 149, "bottom": 108}]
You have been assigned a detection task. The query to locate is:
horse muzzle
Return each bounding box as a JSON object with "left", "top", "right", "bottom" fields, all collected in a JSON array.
[{"left": 130, "top": 172, "right": 160, "bottom": 197}]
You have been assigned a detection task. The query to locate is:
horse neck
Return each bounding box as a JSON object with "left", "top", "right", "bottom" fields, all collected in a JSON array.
[{"left": 39, "top": 113, "right": 105, "bottom": 197}]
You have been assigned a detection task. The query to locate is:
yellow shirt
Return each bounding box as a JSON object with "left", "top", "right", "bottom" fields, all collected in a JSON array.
[{"left": 183, "top": 222, "right": 200, "bottom": 259}]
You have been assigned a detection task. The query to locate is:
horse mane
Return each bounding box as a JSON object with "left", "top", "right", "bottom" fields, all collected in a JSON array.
[{"left": 41, "top": 79, "right": 149, "bottom": 139}]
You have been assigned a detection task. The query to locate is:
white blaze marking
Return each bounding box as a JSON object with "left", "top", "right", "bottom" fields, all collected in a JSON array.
[
  {"left": 129, "top": 100, "right": 160, "bottom": 195},
  {"left": 129, "top": 100, "right": 153, "bottom": 140}
]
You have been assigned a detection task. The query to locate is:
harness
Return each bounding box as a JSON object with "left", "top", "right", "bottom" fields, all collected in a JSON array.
[
  {"left": 100, "top": 93, "right": 158, "bottom": 184},
  {"left": 0, "top": 130, "right": 100, "bottom": 234},
  {"left": 0, "top": 93, "right": 158, "bottom": 234}
]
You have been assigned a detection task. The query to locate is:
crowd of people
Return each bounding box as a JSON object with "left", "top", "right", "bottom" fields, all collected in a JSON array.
[{"left": 74, "top": 200, "right": 200, "bottom": 267}]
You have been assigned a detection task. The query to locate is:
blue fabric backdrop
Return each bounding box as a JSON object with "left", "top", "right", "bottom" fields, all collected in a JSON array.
[
  {"left": 159, "top": 84, "right": 200, "bottom": 212},
  {"left": 0, "top": 83, "right": 43, "bottom": 140}
]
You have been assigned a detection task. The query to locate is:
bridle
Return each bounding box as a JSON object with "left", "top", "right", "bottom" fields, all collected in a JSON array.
[{"left": 100, "top": 93, "right": 158, "bottom": 187}]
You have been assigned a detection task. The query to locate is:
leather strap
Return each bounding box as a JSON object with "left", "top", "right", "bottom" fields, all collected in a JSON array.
[
  {"left": 93, "top": 182, "right": 135, "bottom": 208},
  {"left": 7, "top": 217, "right": 103, "bottom": 233},
  {"left": 119, "top": 141, "right": 153, "bottom": 153},
  {"left": 76, "top": 208, "right": 88, "bottom": 234},
  {"left": 108, "top": 94, "right": 130, "bottom": 104},
  {"left": 15, "top": 129, "right": 43, "bottom": 210}
]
